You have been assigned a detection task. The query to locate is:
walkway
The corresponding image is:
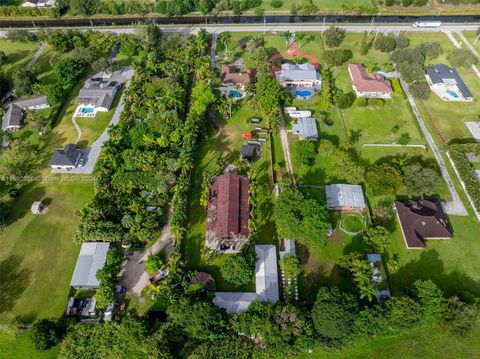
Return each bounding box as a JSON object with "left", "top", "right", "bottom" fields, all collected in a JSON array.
[
  {"left": 279, "top": 119, "right": 296, "bottom": 186},
  {"left": 119, "top": 210, "right": 174, "bottom": 298},
  {"left": 400, "top": 78, "right": 468, "bottom": 216},
  {"left": 270, "top": 44, "right": 320, "bottom": 72},
  {"left": 51, "top": 67, "right": 134, "bottom": 174},
  {"left": 456, "top": 31, "right": 479, "bottom": 58}
]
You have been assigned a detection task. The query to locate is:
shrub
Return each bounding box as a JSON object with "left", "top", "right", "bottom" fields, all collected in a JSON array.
[
  {"left": 356, "top": 97, "right": 367, "bottom": 107},
  {"left": 337, "top": 92, "right": 356, "bottom": 109},
  {"left": 449, "top": 144, "right": 480, "bottom": 212},
  {"left": 372, "top": 98, "right": 385, "bottom": 107},
  {"left": 417, "top": 41, "right": 443, "bottom": 59},
  {"left": 324, "top": 49, "right": 352, "bottom": 66},
  {"left": 270, "top": 0, "right": 283, "bottom": 8},
  {"left": 447, "top": 49, "right": 478, "bottom": 68},
  {"left": 220, "top": 255, "right": 253, "bottom": 287},
  {"left": 280, "top": 254, "right": 301, "bottom": 280},
  {"left": 374, "top": 34, "right": 396, "bottom": 53},
  {"left": 362, "top": 226, "right": 391, "bottom": 253},
  {"left": 31, "top": 319, "right": 58, "bottom": 350},
  {"left": 372, "top": 204, "right": 394, "bottom": 226},
  {"left": 397, "top": 132, "right": 411, "bottom": 145},
  {"left": 324, "top": 26, "right": 345, "bottom": 47},
  {"left": 442, "top": 296, "right": 478, "bottom": 335},
  {"left": 292, "top": 140, "right": 316, "bottom": 167},
  {"left": 146, "top": 254, "right": 163, "bottom": 275}
]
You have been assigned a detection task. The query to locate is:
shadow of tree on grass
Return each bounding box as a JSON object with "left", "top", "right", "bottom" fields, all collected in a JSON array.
[{"left": 0, "top": 255, "right": 31, "bottom": 315}]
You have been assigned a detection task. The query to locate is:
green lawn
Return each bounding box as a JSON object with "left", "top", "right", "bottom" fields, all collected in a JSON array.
[
  {"left": 183, "top": 99, "right": 277, "bottom": 292},
  {"left": 255, "top": 0, "right": 374, "bottom": 12},
  {"left": 0, "top": 330, "right": 59, "bottom": 359},
  {"left": 0, "top": 39, "right": 37, "bottom": 81},
  {"left": 462, "top": 31, "right": 480, "bottom": 52},
  {"left": 0, "top": 180, "right": 94, "bottom": 323}
]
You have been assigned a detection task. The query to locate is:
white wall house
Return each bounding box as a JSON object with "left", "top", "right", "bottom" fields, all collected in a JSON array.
[
  {"left": 348, "top": 64, "right": 392, "bottom": 99},
  {"left": 275, "top": 63, "right": 322, "bottom": 88}
]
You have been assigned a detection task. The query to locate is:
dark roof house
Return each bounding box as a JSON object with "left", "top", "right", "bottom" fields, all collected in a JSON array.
[
  {"left": 206, "top": 173, "right": 249, "bottom": 253},
  {"left": 2, "top": 95, "right": 49, "bottom": 131},
  {"left": 50, "top": 143, "right": 82, "bottom": 169},
  {"left": 395, "top": 200, "right": 453, "bottom": 249},
  {"left": 77, "top": 71, "right": 126, "bottom": 110},
  {"left": 240, "top": 142, "right": 261, "bottom": 163},
  {"left": 425, "top": 64, "right": 473, "bottom": 102},
  {"left": 220, "top": 65, "right": 256, "bottom": 85}
]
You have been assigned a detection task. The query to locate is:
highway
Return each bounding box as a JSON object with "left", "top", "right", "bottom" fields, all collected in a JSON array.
[{"left": 1, "top": 23, "right": 479, "bottom": 37}]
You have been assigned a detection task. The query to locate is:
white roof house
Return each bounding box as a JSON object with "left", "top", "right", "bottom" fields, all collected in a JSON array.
[
  {"left": 213, "top": 245, "right": 279, "bottom": 313},
  {"left": 70, "top": 242, "right": 110, "bottom": 289},
  {"left": 275, "top": 63, "right": 322, "bottom": 88},
  {"left": 325, "top": 184, "right": 366, "bottom": 211}
]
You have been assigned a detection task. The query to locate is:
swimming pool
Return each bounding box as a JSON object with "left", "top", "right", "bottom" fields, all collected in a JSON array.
[
  {"left": 446, "top": 89, "right": 459, "bottom": 99},
  {"left": 80, "top": 107, "right": 95, "bottom": 114},
  {"left": 229, "top": 89, "right": 243, "bottom": 98},
  {"left": 294, "top": 89, "right": 314, "bottom": 99}
]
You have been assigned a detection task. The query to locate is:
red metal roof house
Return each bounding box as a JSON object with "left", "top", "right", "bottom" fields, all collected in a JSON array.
[{"left": 206, "top": 173, "right": 250, "bottom": 253}]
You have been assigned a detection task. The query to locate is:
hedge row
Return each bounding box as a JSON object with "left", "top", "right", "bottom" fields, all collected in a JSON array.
[{"left": 449, "top": 143, "right": 480, "bottom": 212}]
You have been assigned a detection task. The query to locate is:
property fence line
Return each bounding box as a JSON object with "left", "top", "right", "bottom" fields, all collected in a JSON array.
[{"left": 360, "top": 143, "right": 426, "bottom": 149}]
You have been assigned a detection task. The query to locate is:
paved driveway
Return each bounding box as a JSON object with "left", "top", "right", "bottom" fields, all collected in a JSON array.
[{"left": 51, "top": 68, "right": 134, "bottom": 174}]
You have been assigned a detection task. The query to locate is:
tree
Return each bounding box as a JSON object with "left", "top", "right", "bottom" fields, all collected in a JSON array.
[
  {"left": 360, "top": 31, "right": 371, "bottom": 55},
  {"left": 0, "top": 50, "right": 7, "bottom": 67},
  {"left": 417, "top": 41, "right": 443, "bottom": 59},
  {"left": 391, "top": 48, "right": 424, "bottom": 66},
  {"left": 54, "top": 56, "right": 85, "bottom": 90},
  {"left": 26, "top": 112, "right": 49, "bottom": 135},
  {"left": 254, "top": 75, "right": 283, "bottom": 133},
  {"left": 374, "top": 34, "right": 396, "bottom": 53},
  {"left": 31, "top": 319, "right": 58, "bottom": 350},
  {"left": 372, "top": 204, "right": 394, "bottom": 226},
  {"left": 409, "top": 81, "right": 431, "bottom": 100},
  {"left": 274, "top": 188, "right": 331, "bottom": 246},
  {"left": 411, "top": 279, "right": 446, "bottom": 324},
  {"left": 292, "top": 140, "right": 316, "bottom": 167},
  {"left": 324, "top": 49, "right": 352, "bottom": 67},
  {"left": 385, "top": 296, "right": 421, "bottom": 330},
  {"left": 365, "top": 162, "right": 403, "bottom": 195},
  {"left": 280, "top": 254, "right": 301, "bottom": 280},
  {"left": 442, "top": 296, "right": 478, "bottom": 335},
  {"left": 395, "top": 36, "right": 410, "bottom": 49},
  {"left": 362, "top": 226, "right": 391, "bottom": 253},
  {"left": 218, "top": 31, "right": 232, "bottom": 57},
  {"left": 145, "top": 254, "right": 163, "bottom": 275},
  {"left": 220, "top": 255, "right": 253, "bottom": 287},
  {"left": 280, "top": 30, "right": 292, "bottom": 47},
  {"left": 324, "top": 26, "right": 345, "bottom": 47},
  {"left": 69, "top": 0, "right": 97, "bottom": 16},
  {"left": 403, "top": 163, "right": 441, "bottom": 198},
  {"left": 338, "top": 253, "right": 376, "bottom": 301},
  {"left": 447, "top": 49, "right": 478, "bottom": 68},
  {"left": 311, "top": 287, "right": 358, "bottom": 341},
  {"left": 91, "top": 58, "right": 116, "bottom": 74},
  {"left": 167, "top": 298, "right": 226, "bottom": 340},
  {"left": 337, "top": 92, "right": 355, "bottom": 109},
  {"left": 397, "top": 62, "right": 425, "bottom": 84},
  {"left": 12, "top": 68, "right": 37, "bottom": 96}
]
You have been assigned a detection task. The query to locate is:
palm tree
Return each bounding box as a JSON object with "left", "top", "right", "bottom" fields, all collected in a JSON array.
[
  {"left": 281, "top": 30, "right": 293, "bottom": 48},
  {"left": 218, "top": 32, "right": 232, "bottom": 58}
]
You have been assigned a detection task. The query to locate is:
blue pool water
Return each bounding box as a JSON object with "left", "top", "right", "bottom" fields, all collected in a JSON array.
[
  {"left": 80, "top": 107, "right": 94, "bottom": 114},
  {"left": 446, "top": 89, "right": 459, "bottom": 99},
  {"left": 228, "top": 89, "right": 243, "bottom": 98},
  {"left": 294, "top": 89, "right": 314, "bottom": 99}
]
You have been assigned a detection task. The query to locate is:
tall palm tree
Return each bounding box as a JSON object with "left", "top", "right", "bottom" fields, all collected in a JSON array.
[
  {"left": 281, "top": 30, "right": 293, "bottom": 48},
  {"left": 218, "top": 32, "right": 232, "bottom": 58}
]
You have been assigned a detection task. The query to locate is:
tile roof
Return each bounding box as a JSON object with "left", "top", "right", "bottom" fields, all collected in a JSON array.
[
  {"left": 207, "top": 173, "right": 249, "bottom": 238},
  {"left": 220, "top": 65, "right": 256, "bottom": 85},
  {"left": 395, "top": 200, "right": 453, "bottom": 249},
  {"left": 348, "top": 64, "right": 392, "bottom": 93},
  {"left": 425, "top": 64, "right": 473, "bottom": 100}
]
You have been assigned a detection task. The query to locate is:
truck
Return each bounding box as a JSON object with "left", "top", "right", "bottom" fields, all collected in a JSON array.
[{"left": 412, "top": 21, "right": 442, "bottom": 28}]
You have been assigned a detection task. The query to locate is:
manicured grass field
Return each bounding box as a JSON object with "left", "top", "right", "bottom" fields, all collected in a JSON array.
[
  {"left": 462, "top": 31, "right": 480, "bottom": 52},
  {"left": 0, "top": 330, "right": 59, "bottom": 359},
  {"left": 183, "top": 99, "right": 277, "bottom": 292},
  {"left": 0, "top": 180, "right": 94, "bottom": 323},
  {"left": 256, "top": 0, "right": 374, "bottom": 12},
  {"left": 0, "top": 39, "right": 37, "bottom": 81}
]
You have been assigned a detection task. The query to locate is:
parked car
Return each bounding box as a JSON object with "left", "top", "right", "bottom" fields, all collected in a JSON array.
[{"left": 78, "top": 157, "right": 85, "bottom": 167}]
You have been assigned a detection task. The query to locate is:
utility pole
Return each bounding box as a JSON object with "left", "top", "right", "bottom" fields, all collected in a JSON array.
[
  {"left": 32, "top": 20, "right": 37, "bottom": 32},
  {"left": 322, "top": 16, "right": 326, "bottom": 33},
  {"left": 263, "top": 16, "right": 266, "bottom": 35},
  {"left": 90, "top": 20, "right": 94, "bottom": 29},
  {"left": 368, "top": 17, "right": 375, "bottom": 35}
]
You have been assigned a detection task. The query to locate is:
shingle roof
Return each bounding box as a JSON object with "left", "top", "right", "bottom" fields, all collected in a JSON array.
[
  {"left": 348, "top": 64, "right": 392, "bottom": 93},
  {"left": 207, "top": 173, "right": 249, "bottom": 239},
  {"left": 395, "top": 200, "right": 453, "bottom": 249},
  {"left": 292, "top": 117, "right": 318, "bottom": 140},
  {"left": 240, "top": 142, "right": 260, "bottom": 162},
  {"left": 70, "top": 242, "right": 110, "bottom": 288},
  {"left": 2, "top": 104, "right": 23, "bottom": 130},
  {"left": 49, "top": 143, "right": 81, "bottom": 166},
  {"left": 425, "top": 64, "right": 473, "bottom": 99},
  {"left": 77, "top": 70, "right": 126, "bottom": 109},
  {"left": 13, "top": 95, "right": 48, "bottom": 109},
  {"left": 325, "top": 184, "right": 367, "bottom": 210}
]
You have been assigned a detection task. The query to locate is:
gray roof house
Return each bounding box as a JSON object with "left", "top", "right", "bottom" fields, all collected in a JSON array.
[
  {"left": 325, "top": 184, "right": 367, "bottom": 211},
  {"left": 70, "top": 242, "right": 110, "bottom": 289},
  {"left": 275, "top": 63, "right": 322, "bottom": 88},
  {"left": 240, "top": 142, "right": 261, "bottom": 163},
  {"left": 77, "top": 70, "right": 126, "bottom": 111},
  {"left": 2, "top": 95, "right": 49, "bottom": 131},
  {"left": 213, "top": 245, "right": 279, "bottom": 313},
  {"left": 50, "top": 143, "right": 82, "bottom": 169},
  {"left": 291, "top": 117, "right": 318, "bottom": 141},
  {"left": 425, "top": 64, "right": 473, "bottom": 102}
]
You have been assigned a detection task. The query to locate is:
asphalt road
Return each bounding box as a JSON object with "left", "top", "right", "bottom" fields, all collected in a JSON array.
[{"left": 1, "top": 23, "right": 479, "bottom": 37}]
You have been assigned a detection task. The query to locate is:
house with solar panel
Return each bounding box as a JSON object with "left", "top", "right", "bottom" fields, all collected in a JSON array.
[{"left": 325, "top": 184, "right": 367, "bottom": 212}]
